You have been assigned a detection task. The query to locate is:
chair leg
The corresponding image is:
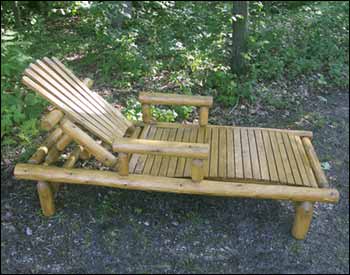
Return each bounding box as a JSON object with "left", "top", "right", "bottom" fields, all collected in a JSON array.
[
  {"left": 291, "top": 201, "right": 314, "bottom": 240},
  {"left": 37, "top": 181, "right": 56, "bottom": 217}
]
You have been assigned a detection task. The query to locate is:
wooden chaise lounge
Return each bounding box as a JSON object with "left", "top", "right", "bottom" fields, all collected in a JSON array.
[{"left": 14, "top": 57, "right": 340, "bottom": 240}]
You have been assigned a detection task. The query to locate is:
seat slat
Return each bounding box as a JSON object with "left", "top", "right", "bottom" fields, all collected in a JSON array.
[
  {"left": 255, "top": 130, "right": 270, "bottom": 181},
  {"left": 288, "top": 133, "right": 312, "bottom": 187},
  {"left": 209, "top": 127, "right": 219, "bottom": 178},
  {"left": 294, "top": 135, "right": 318, "bottom": 187},
  {"left": 276, "top": 132, "right": 295, "bottom": 185},
  {"left": 127, "top": 126, "right": 144, "bottom": 172},
  {"left": 167, "top": 128, "right": 185, "bottom": 177},
  {"left": 282, "top": 133, "right": 303, "bottom": 186},
  {"left": 227, "top": 129, "right": 235, "bottom": 179},
  {"left": 203, "top": 127, "right": 211, "bottom": 178},
  {"left": 241, "top": 129, "right": 252, "bottom": 179},
  {"left": 248, "top": 129, "right": 261, "bottom": 180},
  {"left": 142, "top": 128, "right": 164, "bottom": 174},
  {"left": 175, "top": 128, "right": 192, "bottom": 177},
  {"left": 184, "top": 127, "right": 199, "bottom": 177},
  {"left": 158, "top": 128, "right": 178, "bottom": 177},
  {"left": 218, "top": 127, "right": 227, "bottom": 178},
  {"left": 269, "top": 131, "right": 287, "bottom": 183},
  {"left": 134, "top": 126, "right": 157, "bottom": 174},
  {"left": 261, "top": 131, "right": 278, "bottom": 182},
  {"left": 234, "top": 128, "right": 244, "bottom": 179},
  {"left": 131, "top": 125, "right": 321, "bottom": 189},
  {"left": 150, "top": 128, "right": 171, "bottom": 176}
]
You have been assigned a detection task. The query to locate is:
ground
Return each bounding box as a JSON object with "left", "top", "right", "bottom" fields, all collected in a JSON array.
[{"left": 1, "top": 90, "right": 349, "bottom": 274}]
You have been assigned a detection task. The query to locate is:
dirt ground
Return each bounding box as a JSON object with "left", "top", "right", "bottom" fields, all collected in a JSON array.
[{"left": 1, "top": 91, "right": 349, "bottom": 274}]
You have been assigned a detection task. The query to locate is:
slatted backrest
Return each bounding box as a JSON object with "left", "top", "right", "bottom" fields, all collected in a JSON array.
[{"left": 22, "top": 57, "right": 133, "bottom": 144}]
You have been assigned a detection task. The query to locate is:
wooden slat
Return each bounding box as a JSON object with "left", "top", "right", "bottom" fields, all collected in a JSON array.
[
  {"left": 269, "top": 131, "right": 286, "bottom": 183},
  {"left": 282, "top": 132, "right": 303, "bottom": 186},
  {"left": 126, "top": 126, "right": 142, "bottom": 162},
  {"left": 218, "top": 127, "right": 227, "bottom": 178},
  {"left": 175, "top": 127, "right": 192, "bottom": 177},
  {"left": 294, "top": 136, "right": 318, "bottom": 188},
  {"left": 134, "top": 126, "right": 157, "bottom": 174},
  {"left": 167, "top": 128, "right": 185, "bottom": 177},
  {"left": 288, "top": 134, "right": 313, "bottom": 187},
  {"left": 227, "top": 129, "right": 235, "bottom": 178},
  {"left": 209, "top": 127, "right": 219, "bottom": 177},
  {"left": 255, "top": 130, "right": 270, "bottom": 181},
  {"left": 275, "top": 132, "right": 295, "bottom": 184},
  {"left": 129, "top": 125, "right": 150, "bottom": 173},
  {"left": 142, "top": 128, "right": 164, "bottom": 174},
  {"left": 27, "top": 65, "right": 115, "bottom": 139},
  {"left": 241, "top": 129, "right": 252, "bottom": 179},
  {"left": 184, "top": 127, "right": 199, "bottom": 177},
  {"left": 158, "top": 128, "right": 178, "bottom": 176},
  {"left": 248, "top": 129, "right": 261, "bottom": 180},
  {"left": 50, "top": 57, "right": 132, "bottom": 131},
  {"left": 34, "top": 61, "right": 122, "bottom": 136},
  {"left": 45, "top": 57, "right": 126, "bottom": 131},
  {"left": 203, "top": 127, "right": 211, "bottom": 178},
  {"left": 234, "top": 128, "right": 244, "bottom": 179},
  {"left": 46, "top": 63, "right": 116, "bottom": 129},
  {"left": 150, "top": 128, "right": 171, "bottom": 175},
  {"left": 22, "top": 76, "right": 112, "bottom": 144}
]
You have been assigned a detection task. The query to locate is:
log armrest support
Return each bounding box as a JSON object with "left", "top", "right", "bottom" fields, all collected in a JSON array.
[
  {"left": 139, "top": 92, "right": 213, "bottom": 126},
  {"left": 113, "top": 137, "right": 209, "bottom": 182}
]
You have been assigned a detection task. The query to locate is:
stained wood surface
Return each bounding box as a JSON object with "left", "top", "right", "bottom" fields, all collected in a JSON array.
[
  {"left": 22, "top": 57, "right": 132, "bottom": 144},
  {"left": 128, "top": 125, "right": 320, "bottom": 188},
  {"left": 15, "top": 164, "right": 339, "bottom": 203},
  {"left": 139, "top": 92, "right": 213, "bottom": 107}
]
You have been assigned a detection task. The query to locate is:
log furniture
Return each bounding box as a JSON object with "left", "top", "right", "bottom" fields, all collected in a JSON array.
[{"left": 14, "top": 57, "right": 340, "bottom": 240}]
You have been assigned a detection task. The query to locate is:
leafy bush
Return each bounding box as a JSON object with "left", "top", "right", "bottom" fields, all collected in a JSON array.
[
  {"left": 1, "top": 1, "right": 348, "bottom": 147},
  {"left": 122, "top": 98, "right": 194, "bottom": 123},
  {"left": 1, "top": 30, "right": 47, "bottom": 144}
]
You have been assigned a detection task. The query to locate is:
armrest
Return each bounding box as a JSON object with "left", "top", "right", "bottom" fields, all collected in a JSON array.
[
  {"left": 138, "top": 92, "right": 213, "bottom": 126},
  {"left": 113, "top": 137, "right": 209, "bottom": 182},
  {"left": 139, "top": 92, "right": 213, "bottom": 107},
  {"left": 113, "top": 138, "right": 209, "bottom": 159}
]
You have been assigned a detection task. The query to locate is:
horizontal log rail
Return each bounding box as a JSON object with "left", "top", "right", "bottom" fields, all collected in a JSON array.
[
  {"left": 113, "top": 138, "right": 209, "bottom": 159},
  {"left": 139, "top": 92, "right": 213, "bottom": 126},
  {"left": 15, "top": 164, "right": 339, "bottom": 203},
  {"left": 139, "top": 92, "right": 213, "bottom": 107}
]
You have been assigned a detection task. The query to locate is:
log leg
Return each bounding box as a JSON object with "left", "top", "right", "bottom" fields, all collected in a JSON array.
[
  {"left": 291, "top": 201, "right": 314, "bottom": 240},
  {"left": 37, "top": 181, "right": 55, "bottom": 217}
]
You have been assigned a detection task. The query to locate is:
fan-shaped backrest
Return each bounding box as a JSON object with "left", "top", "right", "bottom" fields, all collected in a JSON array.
[{"left": 22, "top": 57, "right": 133, "bottom": 144}]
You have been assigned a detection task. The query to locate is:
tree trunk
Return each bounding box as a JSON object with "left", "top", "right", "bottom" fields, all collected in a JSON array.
[
  {"left": 231, "top": 1, "right": 249, "bottom": 74},
  {"left": 12, "top": 1, "right": 22, "bottom": 28}
]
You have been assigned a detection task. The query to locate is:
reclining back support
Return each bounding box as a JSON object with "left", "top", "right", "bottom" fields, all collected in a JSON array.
[{"left": 22, "top": 57, "right": 132, "bottom": 144}]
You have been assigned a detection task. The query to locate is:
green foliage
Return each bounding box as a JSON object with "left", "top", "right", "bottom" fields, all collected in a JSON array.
[
  {"left": 250, "top": 1, "right": 349, "bottom": 87},
  {"left": 1, "top": 29, "right": 47, "bottom": 144},
  {"left": 1, "top": 1, "right": 348, "bottom": 147},
  {"left": 122, "top": 98, "right": 194, "bottom": 122}
]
